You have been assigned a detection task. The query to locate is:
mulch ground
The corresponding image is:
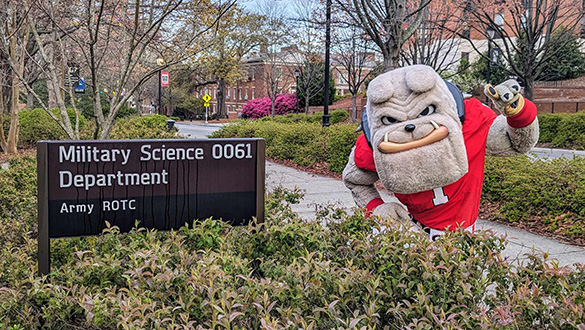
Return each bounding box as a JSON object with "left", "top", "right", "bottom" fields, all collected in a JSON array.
[{"left": 0, "top": 148, "right": 36, "bottom": 164}]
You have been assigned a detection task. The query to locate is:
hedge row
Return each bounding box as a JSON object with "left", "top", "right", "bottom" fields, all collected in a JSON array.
[
  {"left": 256, "top": 109, "right": 350, "bottom": 126},
  {"left": 2, "top": 111, "right": 177, "bottom": 148},
  {"left": 483, "top": 155, "right": 585, "bottom": 239},
  {"left": 212, "top": 119, "right": 585, "bottom": 241},
  {"left": 538, "top": 112, "right": 585, "bottom": 149},
  {"left": 1, "top": 158, "right": 585, "bottom": 329},
  {"left": 210, "top": 119, "right": 359, "bottom": 173}
]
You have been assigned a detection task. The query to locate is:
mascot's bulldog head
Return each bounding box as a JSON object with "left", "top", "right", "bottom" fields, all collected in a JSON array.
[{"left": 366, "top": 65, "right": 468, "bottom": 194}]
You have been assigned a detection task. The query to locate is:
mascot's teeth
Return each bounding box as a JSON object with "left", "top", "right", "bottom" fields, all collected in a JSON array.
[
  {"left": 384, "top": 132, "right": 389, "bottom": 142},
  {"left": 430, "top": 120, "right": 440, "bottom": 129}
]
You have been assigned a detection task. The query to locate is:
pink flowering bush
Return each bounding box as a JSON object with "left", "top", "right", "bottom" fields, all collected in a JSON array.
[{"left": 241, "top": 94, "right": 299, "bottom": 119}]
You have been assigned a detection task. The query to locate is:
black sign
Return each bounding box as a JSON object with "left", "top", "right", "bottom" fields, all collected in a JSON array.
[{"left": 37, "top": 138, "right": 265, "bottom": 274}]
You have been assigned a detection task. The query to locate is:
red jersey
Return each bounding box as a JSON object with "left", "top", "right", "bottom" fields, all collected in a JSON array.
[{"left": 354, "top": 98, "right": 537, "bottom": 230}]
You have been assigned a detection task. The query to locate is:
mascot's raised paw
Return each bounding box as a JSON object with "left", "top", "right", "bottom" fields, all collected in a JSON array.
[
  {"left": 484, "top": 79, "right": 525, "bottom": 117},
  {"left": 371, "top": 202, "right": 411, "bottom": 223}
]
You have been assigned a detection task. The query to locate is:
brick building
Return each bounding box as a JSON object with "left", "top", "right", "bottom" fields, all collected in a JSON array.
[{"left": 197, "top": 45, "right": 377, "bottom": 119}]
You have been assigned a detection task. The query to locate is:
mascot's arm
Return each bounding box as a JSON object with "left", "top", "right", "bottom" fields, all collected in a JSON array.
[
  {"left": 484, "top": 79, "right": 539, "bottom": 156},
  {"left": 343, "top": 148, "right": 411, "bottom": 221},
  {"left": 343, "top": 148, "right": 381, "bottom": 209}
]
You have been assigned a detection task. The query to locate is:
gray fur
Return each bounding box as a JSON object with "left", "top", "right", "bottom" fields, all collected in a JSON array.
[
  {"left": 343, "top": 65, "right": 539, "bottom": 222},
  {"left": 342, "top": 148, "right": 381, "bottom": 208},
  {"left": 486, "top": 116, "right": 539, "bottom": 157}
]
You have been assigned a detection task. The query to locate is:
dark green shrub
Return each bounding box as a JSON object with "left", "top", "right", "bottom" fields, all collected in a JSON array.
[
  {"left": 537, "top": 112, "right": 585, "bottom": 149},
  {"left": 114, "top": 105, "right": 139, "bottom": 118},
  {"left": 17, "top": 108, "right": 87, "bottom": 147},
  {"left": 327, "top": 123, "right": 360, "bottom": 173},
  {"left": 550, "top": 112, "right": 585, "bottom": 149},
  {"left": 109, "top": 114, "right": 178, "bottom": 140},
  {"left": 538, "top": 113, "right": 566, "bottom": 143},
  {"left": 211, "top": 120, "right": 358, "bottom": 173},
  {"left": 329, "top": 109, "right": 350, "bottom": 124},
  {"left": 483, "top": 155, "right": 585, "bottom": 238}
]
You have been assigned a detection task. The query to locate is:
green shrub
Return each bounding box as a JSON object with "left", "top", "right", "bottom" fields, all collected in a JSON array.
[
  {"left": 537, "top": 113, "right": 566, "bottom": 143},
  {"left": 483, "top": 155, "right": 585, "bottom": 238},
  {"left": 109, "top": 114, "right": 178, "bottom": 140},
  {"left": 211, "top": 120, "right": 358, "bottom": 173},
  {"left": 327, "top": 123, "right": 360, "bottom": 173},
  {"left": 17, "top": 108, "right": 87, "bottom": 147},
  {"left": 0, "top": 161, "right": 584, "bottom": 329},
  {"left": 550, "top": 112, "right": 585, "bottom": 149},
  {"left": 537, "top": 112, "right": 585, "bottom": 149},
  {"left": 329, "top": 108, "right": 350, "bottom": 124}
]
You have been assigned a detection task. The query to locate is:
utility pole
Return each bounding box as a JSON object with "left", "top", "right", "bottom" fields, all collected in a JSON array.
[{"left": 322, "top": 0, "right": 331, "bottom": 127}]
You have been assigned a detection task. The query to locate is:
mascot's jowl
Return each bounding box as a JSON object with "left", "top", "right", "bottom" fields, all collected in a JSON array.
[{"left": 343, "top": 65, "right": 539, "bottom": 239}]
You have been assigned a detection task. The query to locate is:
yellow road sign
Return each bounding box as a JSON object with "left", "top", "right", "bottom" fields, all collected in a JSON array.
[
  {"left": 204, "top": 102, "right": 210, "bottom": 107},
  {"left": 203, "top": 94, "right": 211, "bottom": 102}
]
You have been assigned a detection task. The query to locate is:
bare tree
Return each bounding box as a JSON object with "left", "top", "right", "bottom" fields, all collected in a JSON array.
[
  {"left": 401, "top": 5, "right": 465, "bottom": 73},
  {"left": 331, "top": 25, "right": 375, "bottom": 122},
  {"left": 288, "top": 0, "right": 326, "bottom": 114},
  {"left": 0, "top": 0, "right": 31, "bottom": 154},
  {"left": 461, "top": 0, "right": 584, "bottom": 99},
  {"left": 37, "top": 0, "right": 235, "bottom": 139},
  {"left": 255, "top": 0, "right": 291, "bottom": 117},
  {"left": 333, "top": 0, "right": 433, "bottom": 70}
]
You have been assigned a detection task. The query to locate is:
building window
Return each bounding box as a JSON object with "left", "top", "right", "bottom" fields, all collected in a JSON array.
[
  {"left": 252, "top": 89, "right": 255, "bottom": 99},
  {"left": 227, "top": 88, "right": 230, "bottom": 99},
  {"left": 245, "top": 88, "right": 248, "bottom": 100},
  {"left": 239, "top": 88, "right": 242, "bottom": 100},
  {"left": 461, "top": 52, "right": 469, "bottom": 63}
]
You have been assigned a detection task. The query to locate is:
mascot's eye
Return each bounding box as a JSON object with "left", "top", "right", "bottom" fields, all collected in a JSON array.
[
  {"left": 418, "top": 105, "right": 436, "bottom": 117},
  {"left": 381, "top": 116, "right": 399, "bottom": 125}
]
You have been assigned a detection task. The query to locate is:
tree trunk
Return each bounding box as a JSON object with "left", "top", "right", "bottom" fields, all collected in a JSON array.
[
  {"left": 217, "top": 78, "right": 225, "bottom": 120},
  {"left": 6, "top": 68, "right": 20, "bottom": 154},
  {"left": 524, "top": 77, "right": 534, "bottom": 100},
  {"left": 26, "top": 91, "right": 34, "bottom": 109},
  {"left": 304, "top": 95, "right": 310, "bottom": 115},
  {"left": 271, "top": 98, "right": 276, "bottom": 117},
  {"left": 351, "top": 94, "right": 357, "bottom": 123}
]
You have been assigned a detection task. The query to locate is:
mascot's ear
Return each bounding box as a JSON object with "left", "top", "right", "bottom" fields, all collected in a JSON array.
[{"left": 358, "top": 80, "right": 466, "bottom": 146}]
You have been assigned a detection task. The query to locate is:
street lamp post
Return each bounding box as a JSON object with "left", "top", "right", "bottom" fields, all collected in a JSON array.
[
  {"left": 485, "top": 26, "right": 496, "bottom": 104},
  {"left": 322, "top": 0, "right": 331, "bottom": 127},
  {"left": 157, "top": 57, "right": 164, "bottom": 115},
  {"left": 294, "top": 68, "right": 300, "bottom": 112}
]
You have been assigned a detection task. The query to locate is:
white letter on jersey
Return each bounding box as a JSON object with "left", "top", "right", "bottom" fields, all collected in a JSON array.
[{"left": 432, "top": 187, "right": 449, "bottom": 206}]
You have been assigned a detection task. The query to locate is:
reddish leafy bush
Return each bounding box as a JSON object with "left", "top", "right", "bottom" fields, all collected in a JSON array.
[{"left": 241, "top": 93, "right": 299, "bottom": 119}]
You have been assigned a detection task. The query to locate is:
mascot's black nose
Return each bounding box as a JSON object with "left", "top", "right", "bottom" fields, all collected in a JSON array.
[{"left": 404, "top": 124, "right": 416, "bottom": 132}]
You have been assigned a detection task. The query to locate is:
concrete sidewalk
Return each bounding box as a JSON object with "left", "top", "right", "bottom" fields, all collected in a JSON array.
[{"left": 265, "top": 162, "right": 585, "bottom": 268}]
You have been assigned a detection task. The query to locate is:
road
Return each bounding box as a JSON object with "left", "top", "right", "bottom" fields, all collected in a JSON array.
[
  {"left": 175, "top": 122, "right": 225, "bottom": 139},
  {"left": 530, "top": 147, "right": 585, "bottom": 160}
]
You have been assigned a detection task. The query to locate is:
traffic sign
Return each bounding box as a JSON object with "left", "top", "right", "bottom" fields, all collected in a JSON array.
[
  {"left": 204, "top": 102, "right": 210, "bottom": 107},
  {"left": 203, "top": 94, "right": 211, "bottom": 102},
  {"left": 74, "top": 78, "right": 86, "bottom": 93}
]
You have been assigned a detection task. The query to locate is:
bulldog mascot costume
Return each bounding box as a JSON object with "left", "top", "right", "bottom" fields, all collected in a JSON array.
[{"left": 343, "top": 65, "right": 539, "bottom": 239}]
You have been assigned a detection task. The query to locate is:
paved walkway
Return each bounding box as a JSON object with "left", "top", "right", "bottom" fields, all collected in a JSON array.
[{"left": 265, "top": 162, "right": 585, "bottom": 268}]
